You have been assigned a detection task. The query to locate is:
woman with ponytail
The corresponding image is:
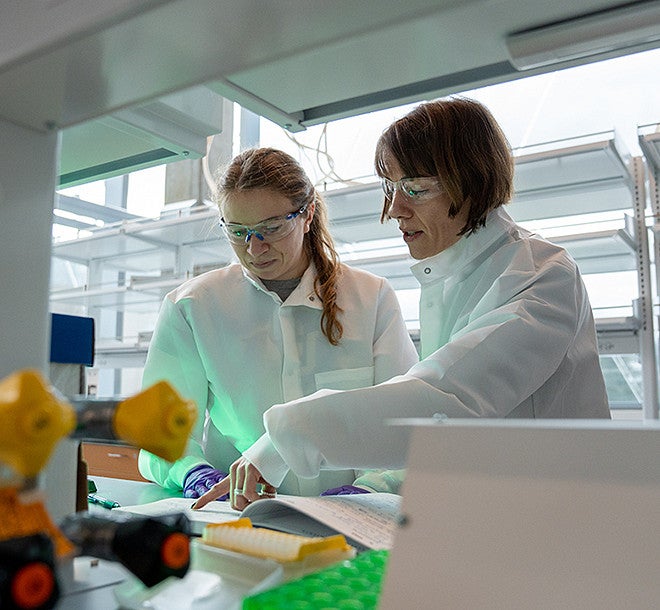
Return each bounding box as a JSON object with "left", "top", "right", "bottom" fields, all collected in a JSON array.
[{"left": 139, "top": 147, "right": 417, "bottom": 500}]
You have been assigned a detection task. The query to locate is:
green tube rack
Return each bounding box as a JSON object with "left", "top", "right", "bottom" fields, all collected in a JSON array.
[{"left": 242, "top": 549, "right": 389, "bottom": 609}]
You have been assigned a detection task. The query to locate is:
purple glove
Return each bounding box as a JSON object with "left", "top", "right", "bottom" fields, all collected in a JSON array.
[
  {"left": 183, "top": 465, "right": 228, "bottom": 500},
  {"left": 320, "top": 485, "right": 371, "bottom": 496}
]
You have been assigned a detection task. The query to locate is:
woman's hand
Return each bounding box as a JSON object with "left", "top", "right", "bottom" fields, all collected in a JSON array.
[
  {"left": 228, "top": 456, "right": 277, "bottom": 510},
  {"left": 192, "top": 456, "right": 276, "bottom": 510}
]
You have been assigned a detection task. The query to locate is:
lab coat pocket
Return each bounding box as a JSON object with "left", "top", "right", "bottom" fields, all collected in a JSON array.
[{"left": 314, "top": 366, "right": 374, "bottom": 391}]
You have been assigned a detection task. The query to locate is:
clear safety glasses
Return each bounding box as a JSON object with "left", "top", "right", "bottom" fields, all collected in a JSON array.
[
  {"left": 380, "top": 176, "right": 444, "bottom": 203},
  {"left": 221, "top": 204, "right": 308, "bottom": 245}
]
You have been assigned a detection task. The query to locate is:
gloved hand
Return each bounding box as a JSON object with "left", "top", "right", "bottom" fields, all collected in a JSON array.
[
  {"left": 183, "top": 465, "right": 228, "bottom": 500},
  {"left": 320, "top": 485, "right": 371, "bottom": 496}
]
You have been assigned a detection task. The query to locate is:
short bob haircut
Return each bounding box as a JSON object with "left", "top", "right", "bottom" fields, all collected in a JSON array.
[{"left": 374, "top": 97, "right": 514, "bottom": 236}]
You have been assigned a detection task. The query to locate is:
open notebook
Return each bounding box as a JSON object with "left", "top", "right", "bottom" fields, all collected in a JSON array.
[{"left": 114, "top": 492, "right": 401, "bottom": 552}]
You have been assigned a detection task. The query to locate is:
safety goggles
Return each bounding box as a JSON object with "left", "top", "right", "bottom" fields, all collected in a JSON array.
[
  {"left": 380, "top": 176, "right": 444, "bottom": 202},
  {"left": 221, "top": 204, "right": 308, "bottom": 245}
]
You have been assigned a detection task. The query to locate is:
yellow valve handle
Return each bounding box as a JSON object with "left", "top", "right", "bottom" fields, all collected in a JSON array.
[
  {"left": 0, "top": 370, "right": 75, "bottom": 477},
  {"left": 114, "top": 381, "right": 197, "bottom": 462}
]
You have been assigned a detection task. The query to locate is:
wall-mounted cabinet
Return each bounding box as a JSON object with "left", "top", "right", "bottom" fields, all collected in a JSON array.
[{"left": 58, "top": 86, "right": 225, "bottom": 188}]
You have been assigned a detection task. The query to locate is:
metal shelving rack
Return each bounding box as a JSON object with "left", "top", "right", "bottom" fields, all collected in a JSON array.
[
  {"left": 51, "top": 204, "right": 231, "bottom": 313},
  {"left": 509, "top": 132, "right": 657, "bottom": 416}
]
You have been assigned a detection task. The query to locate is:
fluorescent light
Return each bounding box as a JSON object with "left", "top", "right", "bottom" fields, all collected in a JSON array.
[{"left": 506, "top": 2, "right": 660, "bottom": 70}]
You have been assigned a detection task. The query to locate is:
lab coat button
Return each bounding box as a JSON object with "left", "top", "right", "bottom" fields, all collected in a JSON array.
[
  {"left": 424, "top": 267, "right": 431, "bottom": 274},
  {"left": 308, "top": 295, "right": 315, "bottom": 301}
]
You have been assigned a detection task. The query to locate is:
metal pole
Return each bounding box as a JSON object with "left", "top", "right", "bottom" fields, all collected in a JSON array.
[{"left": 631, "top": 156, "right": 659, "bottom": 419}]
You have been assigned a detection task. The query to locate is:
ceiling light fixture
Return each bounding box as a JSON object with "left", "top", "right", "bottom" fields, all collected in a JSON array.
[{"left": 506, "top": 2, "right": 660, "bottom": 71}]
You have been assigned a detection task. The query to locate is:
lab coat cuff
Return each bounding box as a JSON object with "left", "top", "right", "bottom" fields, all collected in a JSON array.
[
  {"left": 353, "top": 469, "right": 406, "bottom": 494},
  {"left": 138, "top": 450, "right": 204, "bottom": 490},
  {"left": 243, "top": 434, "right": 290, "bottom": 488}
]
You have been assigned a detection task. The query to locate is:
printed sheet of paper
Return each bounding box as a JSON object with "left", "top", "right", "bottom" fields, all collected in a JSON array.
[
  {"left": 242, "top": 493, "right": 401, "bottom": 550},
  {"left": 113, "top": 497, "right": 240, "bottom": 534}
]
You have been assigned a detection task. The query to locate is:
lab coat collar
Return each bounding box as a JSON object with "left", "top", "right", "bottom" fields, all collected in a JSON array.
[
  {"left": 242, "top": 262, "right": 322, "bottom": 309},
  {"left": 410, "top": 207, "right": 516, "bottom": 285}
]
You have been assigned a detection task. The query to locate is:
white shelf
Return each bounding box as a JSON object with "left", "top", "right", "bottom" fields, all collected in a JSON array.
[
  {"left": 509, "top": 132, "right": 633, "bottom": 221},
  {"left": 53, "top": 206, "right": 234, "bottom": 273},
  {"left": 639, "top": 126, "right": 660, "bottom": 171}
]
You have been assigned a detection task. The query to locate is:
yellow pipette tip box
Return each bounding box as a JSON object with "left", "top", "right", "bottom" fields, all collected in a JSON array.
[{"left": 200, "top": 518, "right": 355, "bottom": 579}]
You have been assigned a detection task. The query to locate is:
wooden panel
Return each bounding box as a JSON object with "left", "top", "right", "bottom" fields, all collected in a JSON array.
[{"left": 81, "top": 442, "right": 149, "bottom": 482}]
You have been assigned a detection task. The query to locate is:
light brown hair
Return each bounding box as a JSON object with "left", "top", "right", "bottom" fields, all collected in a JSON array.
[
  {"left": 375, "top": 97, "right": 514, "bottom": 236},
  {"left": 216, "top": 147, "right": 344, "bottom": 345}
]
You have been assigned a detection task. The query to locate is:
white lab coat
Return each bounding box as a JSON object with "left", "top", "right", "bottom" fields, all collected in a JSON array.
[
  {"left": 244, "top": 207, "right": 610, "bottom": 486},
  {"left": 137, "top": 261, "right": 418, "bottom": 495}
]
